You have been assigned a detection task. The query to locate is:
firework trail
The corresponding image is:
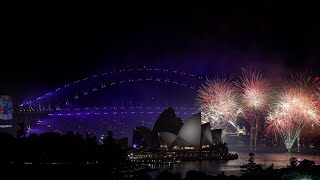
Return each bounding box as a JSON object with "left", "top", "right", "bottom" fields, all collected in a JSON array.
[
  {"left": 196, "top": 77, "right": 241, "bottom": 140},
  {"left": 266, "top": 73, "right": 320, "bottom": 151}
]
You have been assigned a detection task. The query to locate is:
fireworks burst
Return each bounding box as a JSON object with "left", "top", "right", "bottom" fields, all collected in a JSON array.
[
  {"left": 237, "top": 69, "right": 272, "bottom": 120},
  {"left": 266, "top": 73, "right": 320, "bottom": 151},
  {"left": 196, "top": 77, "right": 241, "bottom": 138},
  {"left": 237, "top": 69, "right": 272, "bottom": 149}
]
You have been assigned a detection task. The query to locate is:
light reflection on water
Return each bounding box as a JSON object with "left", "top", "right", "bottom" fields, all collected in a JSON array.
[{"left": 148, "top": 152, "right": 320, "bottom": 177}]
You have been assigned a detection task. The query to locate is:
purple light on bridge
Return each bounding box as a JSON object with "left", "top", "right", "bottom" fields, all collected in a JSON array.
[{"left": 20, "top": 66, "right": 203, "bottom": 109}]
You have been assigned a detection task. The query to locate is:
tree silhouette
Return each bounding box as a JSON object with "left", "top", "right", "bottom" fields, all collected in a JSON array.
[
  {"left": 240, "top": 153, "right": 263, "bottom": 175},
  {"left": 299, "top": 159, "right": 315, "bottom": 169},
  {"left": 16, "top": 122, "right": 26, "bottom": 138},
  {"left": 289, "top": 157, "right": 298, "bottom": 168}
]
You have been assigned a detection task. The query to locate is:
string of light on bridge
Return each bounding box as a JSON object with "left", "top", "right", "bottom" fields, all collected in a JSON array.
[
  {"left": 20, "top": 106, "right": 197, "bottom": 112},
  {"left": 20, "top": 66, "right": 204, "bottom": 110}
]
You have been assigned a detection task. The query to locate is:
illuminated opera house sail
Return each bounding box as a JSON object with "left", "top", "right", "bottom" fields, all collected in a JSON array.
[{"left": 132, "top": 107, "right": 222, "bottom": 150}]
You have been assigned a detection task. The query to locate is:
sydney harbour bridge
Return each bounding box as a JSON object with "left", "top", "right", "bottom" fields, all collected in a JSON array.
[
  {"left": 15, "top": 66, "right": 245, "bottom": 142},
  {"left": 19, "top": 66, "right": 202, "bottom": 111}
]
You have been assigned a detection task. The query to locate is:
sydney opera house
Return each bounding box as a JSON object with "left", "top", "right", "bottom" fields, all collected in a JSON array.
[
  {"left": 130, "top": 108, "right": 237, "bottom": 161},
  {"left": 132, "top": 107, "right": 223, "bottom": 150}
]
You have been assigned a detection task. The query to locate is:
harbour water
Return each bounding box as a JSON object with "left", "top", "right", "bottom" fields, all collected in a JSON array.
[{"left": 147, "top": 151, "right": 320, "bottom": 177}]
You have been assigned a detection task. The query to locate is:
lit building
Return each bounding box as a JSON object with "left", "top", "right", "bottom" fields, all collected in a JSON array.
[{"left": 132, "top": 107, "right": 222, "bottom": 150}]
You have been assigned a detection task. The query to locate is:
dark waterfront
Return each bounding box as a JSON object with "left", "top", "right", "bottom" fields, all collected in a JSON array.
[
  {"left": 10, "top": 114, "right": 320, "bottom": 177},
  {"left": 146, "top": 151, "right": 320, "bottom": 177}
]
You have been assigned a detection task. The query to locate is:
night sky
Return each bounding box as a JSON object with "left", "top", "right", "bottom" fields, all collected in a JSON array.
[{"left": 2, "top": 2, "right": 320, "bottom": 99}]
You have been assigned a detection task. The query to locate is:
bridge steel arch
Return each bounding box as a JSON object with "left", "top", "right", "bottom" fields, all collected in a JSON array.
[{"left": 20, "top": 67, "right": 205, "bottom": 112}]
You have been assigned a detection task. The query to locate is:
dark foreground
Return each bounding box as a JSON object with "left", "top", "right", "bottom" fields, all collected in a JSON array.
[
  {"left": 2, "top": 161, "right": 320, "bottom": 180},
  {"left": 1, "top": 130, "right": 320, "bottom": 180}
]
